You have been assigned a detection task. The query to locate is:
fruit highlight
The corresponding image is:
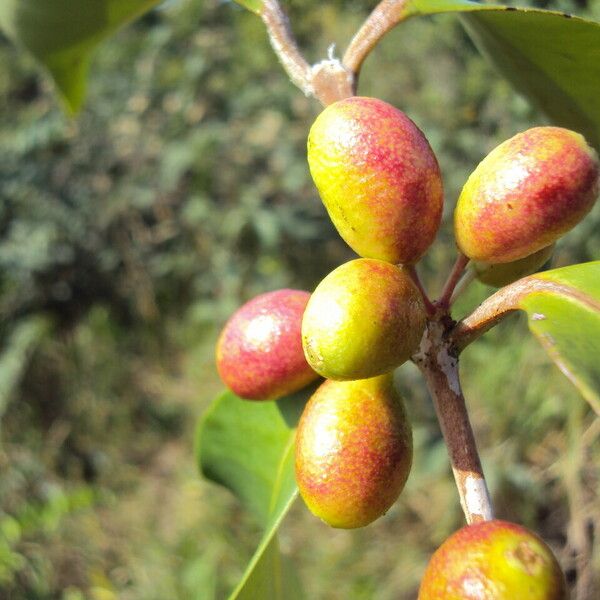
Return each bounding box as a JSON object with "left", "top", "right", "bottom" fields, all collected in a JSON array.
[
  {"left": 302, "top": 258, "right": 426, "bottom": 380},
  {"left": 307, "top": 96, "right": 444, "bottom": 264},
  {"left": 216, "top": 289, "right": 318, "bottom": 400},
  {"left": 295, "top": 374, "right": 413, "bottom": 529},
  {"left": 418, "top": 519, "right": 567, "bottom": 599},
  {"left": 455, "top": 126, "right": 599, "bottom": 264}
]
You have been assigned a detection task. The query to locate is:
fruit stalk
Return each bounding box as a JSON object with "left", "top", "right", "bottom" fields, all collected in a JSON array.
[
  {"left": 436, "top": 253, "right": 470, "bottom": 309},
  {"left": 406, "top": 265, "right": 436, "bottom": 317},
  {"left": 413, "top": 320, "right": 494, "bottom": 524}
]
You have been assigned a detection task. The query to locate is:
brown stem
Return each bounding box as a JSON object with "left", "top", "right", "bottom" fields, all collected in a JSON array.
[
  {"left": 450, "top": 276, "right": 585, "bottom": 351},
  {"left": 406, "top": 265, "right": 436, "bottom": 317},
  {"left": 260, "top": 0, "right": 354, "bottom": 105},
  {"left": 310, "top": 54, "right": 356, "bottom": 106},
  {"left": 437, "top": 253, "right": 470, "bottom": 309},
  {"left": 413, "top": 319, "right": 494, "bottom": 524},
  {"left": 260, "top": 0, "right": 313, "bottom": 97},
  {"left": 343, "top": 0, "right": 413, "bottom": 74}
]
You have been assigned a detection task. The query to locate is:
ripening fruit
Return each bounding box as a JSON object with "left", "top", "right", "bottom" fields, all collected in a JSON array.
[
  {"left": 455, "top": 126, "right": 599, "bottom": 264},
  {"left": 216, "top": 289, "right": 319, "bottom": 401},
  {"left": 418, "top": 520, "right": 567, "bottom": 600},
  {"left": 302, "top": 259, "right": 426, "bottom": 380},
  {"left": 295, "top": 374, "right": 412, "bottom": 528},
  {"left": 307, "top": 96, "right": 444, "bottom": 264},
  {"left": 474, "top": 244, "right": 555, "bottom": 288}
]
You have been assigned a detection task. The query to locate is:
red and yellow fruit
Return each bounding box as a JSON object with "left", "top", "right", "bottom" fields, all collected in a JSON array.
[
  {"left": 216, "top": 289, "right": 318, "bottom": 401},
  {"left": 307, "top": 96, "right": 444, "bottom": 264},
  {"left": 418, "top": 520, "right": 567, "bottom": 599},
  {"left": 302, "top": 258, "right": 426, "bottom": 380},
  {"left": 455, "top": 126, "right": 599, "bottom": 264},
  {"left": 295, "top": 374, "right": 412, "bottom": 529}
]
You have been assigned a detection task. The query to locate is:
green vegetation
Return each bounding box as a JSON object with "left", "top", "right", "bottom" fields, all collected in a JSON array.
[{"left": 1, "top": 0, "right": 599, "bottom": 598}]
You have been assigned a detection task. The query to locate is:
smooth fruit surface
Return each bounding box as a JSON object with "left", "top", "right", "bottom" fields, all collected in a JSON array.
[
  {"left": 307, "top": 96, "right": 443, "bottom": 264},
  {"left": 418, "top": 520, "right": 567, "bottom": 599},
  {"left": 455, "top": 126, "right": 599, "bottom": 264},
  {"left": 302, "top": 259, "right": 426, "bottom": 380},
  {"left": 216, "top": 289, "right": 318, "bottom": 400},
  {"left": 295, "top": 374, "right": 412, "bottom": 529},
  {"left": 474, "top": 244, "right": 555, "bottom": 288}
]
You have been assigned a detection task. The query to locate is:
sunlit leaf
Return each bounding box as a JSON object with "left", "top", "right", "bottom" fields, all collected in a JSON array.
[
  {"left": 196, "top": 387, "right": 313, "bottom": 599},
  {"left": 460, "top": 262, "right": 600, "bottom": 414},
  {"left": 518, "top": 263, "right": 600, "bottom": 415},
  {"left": 399, "top": 1, "right": 600, "bottom": 149},
  {"left": 233, "top": 0, "right": 263, "bottom": 15},
  {"left": 0, "top": 0, "right": 162, "bottom": 112}
]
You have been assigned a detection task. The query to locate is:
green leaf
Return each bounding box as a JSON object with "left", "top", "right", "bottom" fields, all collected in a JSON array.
[
  {"left": 462, "top": 262, "right": 600, "bottom": 414},
  {"left": 400, "top": 1, "right": 600, "bottom": 150},
  {"left": 232, "top": 535, "right": 304, "bottom": 600},
  {"left": 233, "top": 0, "right": 263, "bottom": 15},
  {"left": 517, "top": 262, "right": 600, "bottom": 415},
  {"left": 196, "top": 387, "right": 313, "bottom": 599},
  {"left": 0, "top": 0, "right": 162, "bottom": 112}
]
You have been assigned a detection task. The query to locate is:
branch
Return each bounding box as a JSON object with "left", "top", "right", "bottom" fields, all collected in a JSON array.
[
  {"left": 413, "top": 319, "right": 494, "bottom": 524},
  {"left": 450, "top": 276, "right": 575, "bottom": 350},
  {"left": 260, "top": 0, "right": 354, "bottom": 105},
  {"left": 343, "top": 0, "right": 413, "bottom": 74},
  {"left": 260, "top": 0, "right": 313, "bottom": 96}
]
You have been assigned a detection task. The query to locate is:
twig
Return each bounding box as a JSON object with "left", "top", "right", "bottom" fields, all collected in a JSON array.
[
  {"left": 406, "top": 264, "right": 436, "bottom": 317},
  {"left": 413, "top": 320, "right": 494, "bottom": 524},
  {"left": 260, "top": 0, "right": 313, "bottom": 97},
  {"left": 437, "top": 253, "right": 470, "bottom": 309},
  {"left": 343, "top": 0, "right": 413, "bottom": 74},
  {"left": 260, "top": 0, "right": 354, "bottom": 105},
  {"left": 449, "top": 267, "right": 476, "bottom": 306},
  {"left": 450, "top": 277, "right": 582, "bottom": 351}
]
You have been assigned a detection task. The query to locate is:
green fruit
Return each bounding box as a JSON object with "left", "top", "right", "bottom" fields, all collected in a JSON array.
[
  {"left": 295, "top": 374, "right": 412, "bottom": 529},
  {"left": 474, "top": 244, "right": 555, "bottom": 288},
  {"left": 455, "top": 126, "right": 599, "bottom": 264},
  {"left": 302, "top": 258, "right": 426, "bottom": 380},
  {"left": 418, "top": 520, "right": 567, "bottom": 599},
  {"left": 216, "top": 289, "right": 319, "bottom": 400},
  {"left": 307, "top": 96, "right": 444, "bottom": 264}
]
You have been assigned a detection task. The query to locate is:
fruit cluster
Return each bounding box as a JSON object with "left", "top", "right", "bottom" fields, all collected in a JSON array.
[{"left": 216, "top": 96, "right": 598, "bottom": 597}]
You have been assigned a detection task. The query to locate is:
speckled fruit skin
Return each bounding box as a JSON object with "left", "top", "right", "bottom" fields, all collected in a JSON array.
[
  {"left": 307, "top": 96, "right": 443, "bottom": 264},
  {"left": 302, "top": 258, "right": 426, "bottom": 381},
  {"left": 455, "top": 126, "right": 599, "bottom": 264},
  {"left": 295, "top": 374, "right": 412, "bottom": 529},
  {"left": 216, "top": 289, "right": 319, "bottom": 401},
  {"left": 474, "top": 244, "right": 555, "bottom": 288},
  {"left": 418, "top": 520, "right": 568, "bottom": 600}
]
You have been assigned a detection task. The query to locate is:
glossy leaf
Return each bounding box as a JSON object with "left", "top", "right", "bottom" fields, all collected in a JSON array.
[
  {"left": 0, "top": 0, "right": 162, "bottom": 112},
  {"left": 196, "top": 387, "right": 312, "bottom": 599},
  {"left": 518, "top": 263, "right": 600, "bottom": 415},
  {"left": 399, "top": 1, "right": 600, "bottom": 150},
  {"left": 233, "top": 0, "right": 263, "bottom": 15},
  {"left": 460, "top": 262, "right": 600, "bottom": 414}
]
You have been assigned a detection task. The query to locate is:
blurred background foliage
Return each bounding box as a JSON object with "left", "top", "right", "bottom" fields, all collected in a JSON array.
[{"left": 0, "top": 0, "right": 599, "bottom": 598}]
